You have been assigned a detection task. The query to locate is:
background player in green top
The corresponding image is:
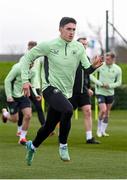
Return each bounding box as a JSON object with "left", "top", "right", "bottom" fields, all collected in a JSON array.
[
  {"left": 2, "top": 62, "right": 36, "bottom": 145},
  {"left": 90, "top": 52, "right": 122, "bottom": 137},
  {"left": 16, "top": 41, "right": 45, "bottom": 137},
  {"left": 69, "top": 37, "right": 100, "bottom": 144}
]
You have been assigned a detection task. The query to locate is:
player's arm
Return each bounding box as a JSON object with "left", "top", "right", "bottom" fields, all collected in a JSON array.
[
  {"left": 30, "top": 68, "right": 42, "bottom": 101},
  {"left": 20, "top": 42, "right": 49, "bottom": 96},
  {"left": 4, "top": 65, "right": 19, "bottom": 101},
  {"left": 108, "top": 68, "right": 122, "bottom": 88},
  {"left": 90, "top": 73, "right": 103, "bottom": 87}
]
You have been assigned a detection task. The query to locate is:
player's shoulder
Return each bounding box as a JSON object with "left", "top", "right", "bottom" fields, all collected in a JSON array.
[
  {"left": 72, "top": 40, "right": 83, "bottom": 47},
  {"left": 12, "top": 62, "right": 20, "bottom": 70},
  {"left": 71, "top": 40, "right": 84, "bottom": 52},
  {"left": 113, "top": 63, "right": 122, "bottom": 71},
  {"left": 38, "top": 38, "right": 61, "bottom": 49},
  {"left": 8, "top": 62, "right": 21, "bottom": 75}
]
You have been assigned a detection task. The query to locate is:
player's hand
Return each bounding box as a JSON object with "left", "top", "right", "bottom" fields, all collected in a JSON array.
[
  {"left": 87, "top": 89, "right": 94, "bottom": 97},
  {"left": 7, "top": 97, "right": 14, "bottom": 102},
  {"left": 92, "top": 55, "right": 103, "bottom": 69},
  {"left": 36, "top": 95, "right": 42, "bottom": 101},
  {"left": 23, "top": 82, "right": 31, "bottom": 97},
  {"left": 103, "top": 83, "right": 109, "bottom": 89}
]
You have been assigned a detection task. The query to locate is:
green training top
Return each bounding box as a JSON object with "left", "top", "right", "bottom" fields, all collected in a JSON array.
[
  {"left": 90, "top": 62, "right": 122, "bottom": 96},
  {"left": 21, "top": 37, "right": 92, "bottom": 98},
  {"left": 31, "top": 57, "right": 44, "bottom": 89},
  {"left": 4, "top": 62, "right": 37, "bottom": 99}
]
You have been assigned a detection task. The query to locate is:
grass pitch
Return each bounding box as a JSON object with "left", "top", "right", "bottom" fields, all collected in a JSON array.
[{"left": 0, "top": 110, "right": 127, "bottom": 179}]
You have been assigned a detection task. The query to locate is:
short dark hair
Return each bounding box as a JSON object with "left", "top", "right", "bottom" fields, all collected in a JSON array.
[
  {"left": 106, "top": 52, "right": 115, "bottom": 59},
  {"left": 28, "top": 41, "right": 37, "bottom": 47},
  {"left": 77, "top": 37, "right": 87, "bottom": 42},
  {"left": 59, "top": 17, "right": 77, "bottom": 27}
]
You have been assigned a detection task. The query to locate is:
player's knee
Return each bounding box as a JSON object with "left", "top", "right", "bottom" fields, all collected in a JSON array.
[
  {"left": 85, "top": 108, "right": 91, "bottom": 116},
  {"left": 11, "top": 115, "right": 18, "bottom": 123},
  {"left": 63, "top": 105, "right": 73, "bottom": 115},
  {"left": 11, "top": 118, "right": 18, "bottom": 123},
  {"left": 24, "top": 113, "right": 32, "bottom": 120},
  {"left": 100, "top": 108, "right": 107, "bottom": 115}
]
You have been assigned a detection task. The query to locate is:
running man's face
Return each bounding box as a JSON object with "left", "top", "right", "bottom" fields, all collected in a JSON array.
[{"left": 59, "top": 23, "right": 76, "bottom": 42}]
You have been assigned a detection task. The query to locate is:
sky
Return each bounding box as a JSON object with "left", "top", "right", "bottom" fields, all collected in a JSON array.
[{"left": 0, "top": 0, "right": 126, "bottom": 53}]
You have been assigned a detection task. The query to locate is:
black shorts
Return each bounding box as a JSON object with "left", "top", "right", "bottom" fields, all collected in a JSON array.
[
  {"left": 96, "top": 95, "right": 114, "bottom": 104},
  {"left": 7, "top": 96, "right": 31, "bottom": 115},
  {"left": 43, "top": 86, "right": 73, "bottom": 113},
  {"left": 69, "top": 93, "right": 91, "bottom": 110}
]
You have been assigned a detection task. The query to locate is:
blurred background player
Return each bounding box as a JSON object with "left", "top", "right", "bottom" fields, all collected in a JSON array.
[
  {"left": 2, "top": 61, "right": 36, "bottom": 144},
  {"left": 90, "top": 52, "right": 122, "bottom": 137},
  {"left": 16, "top": 41, "right": 45, "bottom": 136},
  {"left": 69, "top": 37, "right": 100, "bottom": 144}
]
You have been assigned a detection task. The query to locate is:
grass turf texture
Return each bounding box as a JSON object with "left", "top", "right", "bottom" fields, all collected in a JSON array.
[{"left": 0, "top": 110, "right": 127, "bottom": 179}]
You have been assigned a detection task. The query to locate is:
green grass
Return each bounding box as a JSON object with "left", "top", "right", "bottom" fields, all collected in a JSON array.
[{"left": 0, "top": 110, "right": 127, "bottom": 179}]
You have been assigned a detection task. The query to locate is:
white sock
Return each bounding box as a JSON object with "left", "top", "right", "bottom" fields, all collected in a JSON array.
[
  {"left": 101, "top": 122, "right": 108, "bottom": 134},
  {"left": 86, "top": 131, "right": 92, "bottom": 140},
  {"left": 97, "top": 119, "right": 102, "bottom": 132},
  {"left": 60, "top": 143, "right": 67, "bottom": 148},
  {"left": 31, "top": 143, "right": 36, "bottom": 150},
  {"left": 17, "top": 126, "right": 22, "bottom": 133},
  {"left": 20, "top": 130, "right": 27, "bottom": 139}
]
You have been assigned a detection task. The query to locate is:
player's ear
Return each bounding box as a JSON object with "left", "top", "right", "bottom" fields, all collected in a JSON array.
[{"left": 59, "top": 27, "right": 62, "bottom": 33}]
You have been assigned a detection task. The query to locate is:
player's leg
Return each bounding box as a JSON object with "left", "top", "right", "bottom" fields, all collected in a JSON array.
[
  {"left": 101, "top": 96, "right": 114, "bottom": 136},
  {"left": 36, "top": 86, "right": 73, "bottom": 160},
  {"left": 2, "top": 101, "right": 19, "bottom": 123},
  {"left": 25, "top": 86, "right": 73, "bottom": 165},
  {"left": 96, "top": 95, "right": 107, "bottom": 137},
  {"left": 18, "top": 96, "right": 32, "bottom": 145},
  {"left": 29, "top": 89, "right": 45, "bottom": 126},
  {"left": 80, "top": 94, "right": 100, "bottom": 144},
  {"left": 26, "top": 107, "right": 61, "bottom": 166},
  {"left": 16, "top": 110, "right": 23, "bottom": 136}
]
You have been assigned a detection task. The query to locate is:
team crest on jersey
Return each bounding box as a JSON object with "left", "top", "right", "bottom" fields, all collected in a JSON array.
[
  {"left": 50, "top": 49, "right": 59, "bottom": 55},
  {"left": 53, "top": 88, "right": 60, "bottom": 94},
  {"left": 71, "top": 50, "right": 77, "bottom": 55},
  {"left": 98, "top": 98, "right": 102, "bottom": 103},
  {"left": 10, "top": 108, "right": 14, "bottom": 113}
]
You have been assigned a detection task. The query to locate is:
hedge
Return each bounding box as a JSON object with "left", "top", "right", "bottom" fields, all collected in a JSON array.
[
  {"left": 0, "top": 87, "right": 6, "bottom": 110},
  {"left": 0, "top": 62, "right": 15, "bottom": 85},
  {"left": 112, "top": 85, "right": 127, "bottom": 109}
]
